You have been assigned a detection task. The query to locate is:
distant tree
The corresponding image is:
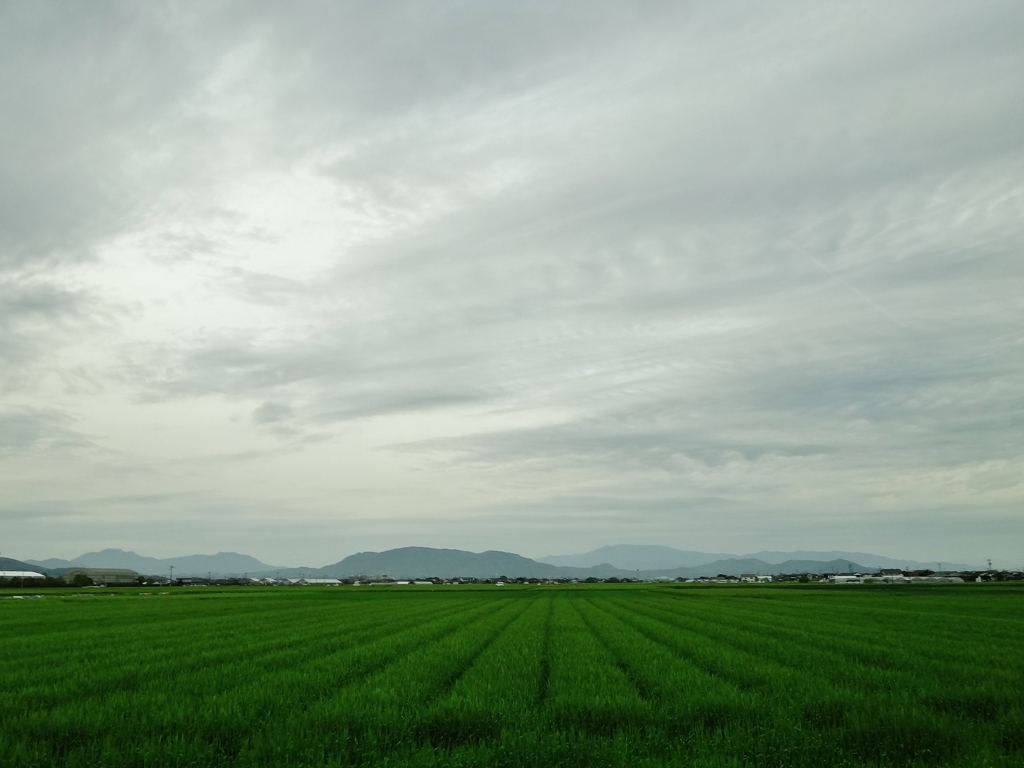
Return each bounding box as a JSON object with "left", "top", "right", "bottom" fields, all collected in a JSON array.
[{"left": 70, "top": 574, "right": 94, "bottom": 587}]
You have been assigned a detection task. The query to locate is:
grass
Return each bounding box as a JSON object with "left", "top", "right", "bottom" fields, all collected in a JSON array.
[{"left": 1, "top": 583, "right": 1021, "bottom": 767}]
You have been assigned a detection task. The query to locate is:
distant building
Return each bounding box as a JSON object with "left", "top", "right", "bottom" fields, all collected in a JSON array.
[
  {"left": 0, "top": 570, "right": 45, "bottom": 579},
  {"left": 63, "top": 567, "right": 139, "bottom": 585}
]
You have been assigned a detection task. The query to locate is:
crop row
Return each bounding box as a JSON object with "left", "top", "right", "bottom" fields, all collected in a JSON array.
[{"left": 1, "top": 585, "right": 1021, "bottom": 767}]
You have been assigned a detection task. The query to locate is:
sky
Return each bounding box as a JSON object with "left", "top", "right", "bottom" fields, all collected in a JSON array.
[{"left": 2, "top": 1, "right": 1023, "bottom": 569}]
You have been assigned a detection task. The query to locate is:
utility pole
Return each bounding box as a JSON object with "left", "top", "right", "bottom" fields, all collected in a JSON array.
[{"left": 169, "top": 565, "right": 174, "bottom": 586}]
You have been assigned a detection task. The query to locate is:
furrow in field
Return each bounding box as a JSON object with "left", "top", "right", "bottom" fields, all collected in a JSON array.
[
  {"left": 606, "top": 589, "right": 1022, "bottom": 757},
  {"left": 7, "top": 596, "right": 508, "bottom": 764},
  {"left": 574, "top": 598, "right": 654, "bottom": 701},
  {"left": 3, "top": 588, "right": 1023, "bottom": 768},
  {"left": 680, "top": 588, "right": 1024, "bottom": 646},
  {"left": 7, "top": 595, "right": 497, "bottom": 747},
  {"left": 670, "top": 592, "right": 1019, "bottom": 678},
  {"left": 537, "top": 594, "right": 553, "bottom": 705},
  {"left": 410, "top": 596, "right": 552, "bottom": 748},
  {"left": 1, "top": 596, "right": 462, "bottom": 709},
  {"left": 664, "top": 589, "right": 1024, "bottom": 648},
  {"left": 573, "top": 595, "right": 763, "bottom": 736},
  {"left": 640, "top": 591, "right": 1023, "bottom": 699},
  {"left": 619, "top": 593, "right": 913, "bottom": 685},
  {"left": 594, "top": 595, "right": 786, "bottom": 695},
  {"left": 604, "top": 592, "right": 956, "bottom": 724},
  {"left": 597, "top": 592, "right": 1006, "bottom": 767},
  {"left": 242, "top": 597, "right": 532, "bottom": 763},
  {"left": 0, "top": 595, "right": 391, "bottom": 678},
  {"left": 641, "top": 590, "right": 1024, "bottom": 726},
  {"left": 611, "top": 592, "right": 934, "bottom": 700},
  {"left": 539, "top": 593, "right": 652, "bottom": 738},
  {"left": 0, "top": 591, "right": 370, "bottom": 643}
]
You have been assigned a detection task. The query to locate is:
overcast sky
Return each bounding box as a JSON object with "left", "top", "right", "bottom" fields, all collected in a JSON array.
[{"left": 2, "top": 1, "right": 1022, "bottom": 568}]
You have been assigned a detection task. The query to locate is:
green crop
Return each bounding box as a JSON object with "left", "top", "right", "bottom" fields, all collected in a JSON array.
[{"left": 1, "top": 584, "right": 1021, "bottom": 767}]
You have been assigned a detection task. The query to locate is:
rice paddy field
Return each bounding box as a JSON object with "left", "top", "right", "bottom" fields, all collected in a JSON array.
[{"left": 1, "top": 584, "right": 1022, "bottom": 768}]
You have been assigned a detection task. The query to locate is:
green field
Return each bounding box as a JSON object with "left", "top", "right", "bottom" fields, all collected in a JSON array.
[{"left": 2, "top": 584, "right": 1021, "bottom": 767}]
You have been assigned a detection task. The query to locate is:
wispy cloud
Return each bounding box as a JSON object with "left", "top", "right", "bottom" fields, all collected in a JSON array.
[{"left": 1, "top": 1, "right": 1022, "bottom": 566}]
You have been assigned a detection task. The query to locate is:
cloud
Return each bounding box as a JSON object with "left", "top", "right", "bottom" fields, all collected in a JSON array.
[
  {"left": 1, "top": 1, "right": 1023, "bottom": 565},
  {"left": 0, "top": 408, "right": 92, "bottom": 456},
  {"left": 252, "top": 401, "right": 293, "bottom": 425}
]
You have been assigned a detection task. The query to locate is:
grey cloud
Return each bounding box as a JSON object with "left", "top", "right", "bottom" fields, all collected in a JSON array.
[
  {"left": 3, "top": 2, "right": 1023, "bottom": 564},
  {"left": 246, "top": 1, "right": 690, "bottom": 136},
  {"left": 252, "top": 401, "right": 293, "bottom": 425},
  {"left": 221, "top": 268, "right": 307, "bottom": 306},
  {"left": 0, "top": 280, "right": 83, "bottom": 355},
  {"left": 395, "top": 422, "right": 838, "bottom": 472},
  {"left": 0, "top": 408, "right": 91, "bottom": 455},
  {"left": 0, "top": 2, "right": 195, "bottom": 268},
  {"left": 0, "top": 277, "right": 95, "bottom": 392},
  {"left": 124, "top": 326, "right": 501, "bottom": 425}
]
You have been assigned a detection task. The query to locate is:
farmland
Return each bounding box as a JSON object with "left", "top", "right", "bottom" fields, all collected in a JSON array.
[{"left": 1, "top": 585, "right": 1021, "bottom": 767}]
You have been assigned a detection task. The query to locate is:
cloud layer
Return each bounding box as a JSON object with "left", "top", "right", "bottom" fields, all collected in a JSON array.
[{"left": 2, "top": 1, "right": 1023, "bottom": 567}]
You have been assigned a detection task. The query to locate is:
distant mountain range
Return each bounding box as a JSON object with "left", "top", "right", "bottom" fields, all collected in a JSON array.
[
  {"left": 19, "top": 545, "right": 980, "bottom": 580},
  {"left": 26, "top": 549, "right": 282, "bottom": 578},
  {"left": 538, "top": 545, "right": 975, "bottom": 573},
  {"left": 250, "top": 546, "right": 979, "bottom": 580},
  {"left": 288, "top": 549, "right": 881, "bottom": 580},
  {"left": 538, "top": 545, "right": 734, "bottom": 570}
]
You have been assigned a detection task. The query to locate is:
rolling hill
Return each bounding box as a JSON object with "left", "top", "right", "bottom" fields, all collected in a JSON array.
[
  {"left": 539, "top": 544, "right": 977, "bottom": 573},
  {"left": 18, "top": 545, "right": 979, "bottom": 581},
  {"left": 25, "top": 549, "right": 282, "bottom": 578}
]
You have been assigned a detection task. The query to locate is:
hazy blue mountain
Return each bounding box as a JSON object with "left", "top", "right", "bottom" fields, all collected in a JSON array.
[
  {"left": 63, "top": 549, "right": 176, "bottom": 573},
  {"left": 23, "top": 557, "right": 74, "bottom": 570},
  {"left": 540, "top": 545, "right": 981, "bottom": 573},
  {"left": 312, "top": 549, "right": 881, "bottom": 580},
  {"left": 538, "top": 545, "right": 734, "bottom": 570},
  {"left": 31, "top": 549, "right": 283, "bottom": 577},
  {"left": 645, "top": 558, "right": 871, "bottom": 578},
  {"left": 319, "top": 547, "right": 576, "bottom": 579},
  {"left": 158, "top": 552, "right": 281, "bottom": 576},
  {"left": 740, "top": 550, "right": 979, "bottom": 571},
  {"left": 268, "top": 548, "right": 876, "bottom": 580},
  {"left": 24, "top": 546, "right": 980, "bottom": 582}
]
